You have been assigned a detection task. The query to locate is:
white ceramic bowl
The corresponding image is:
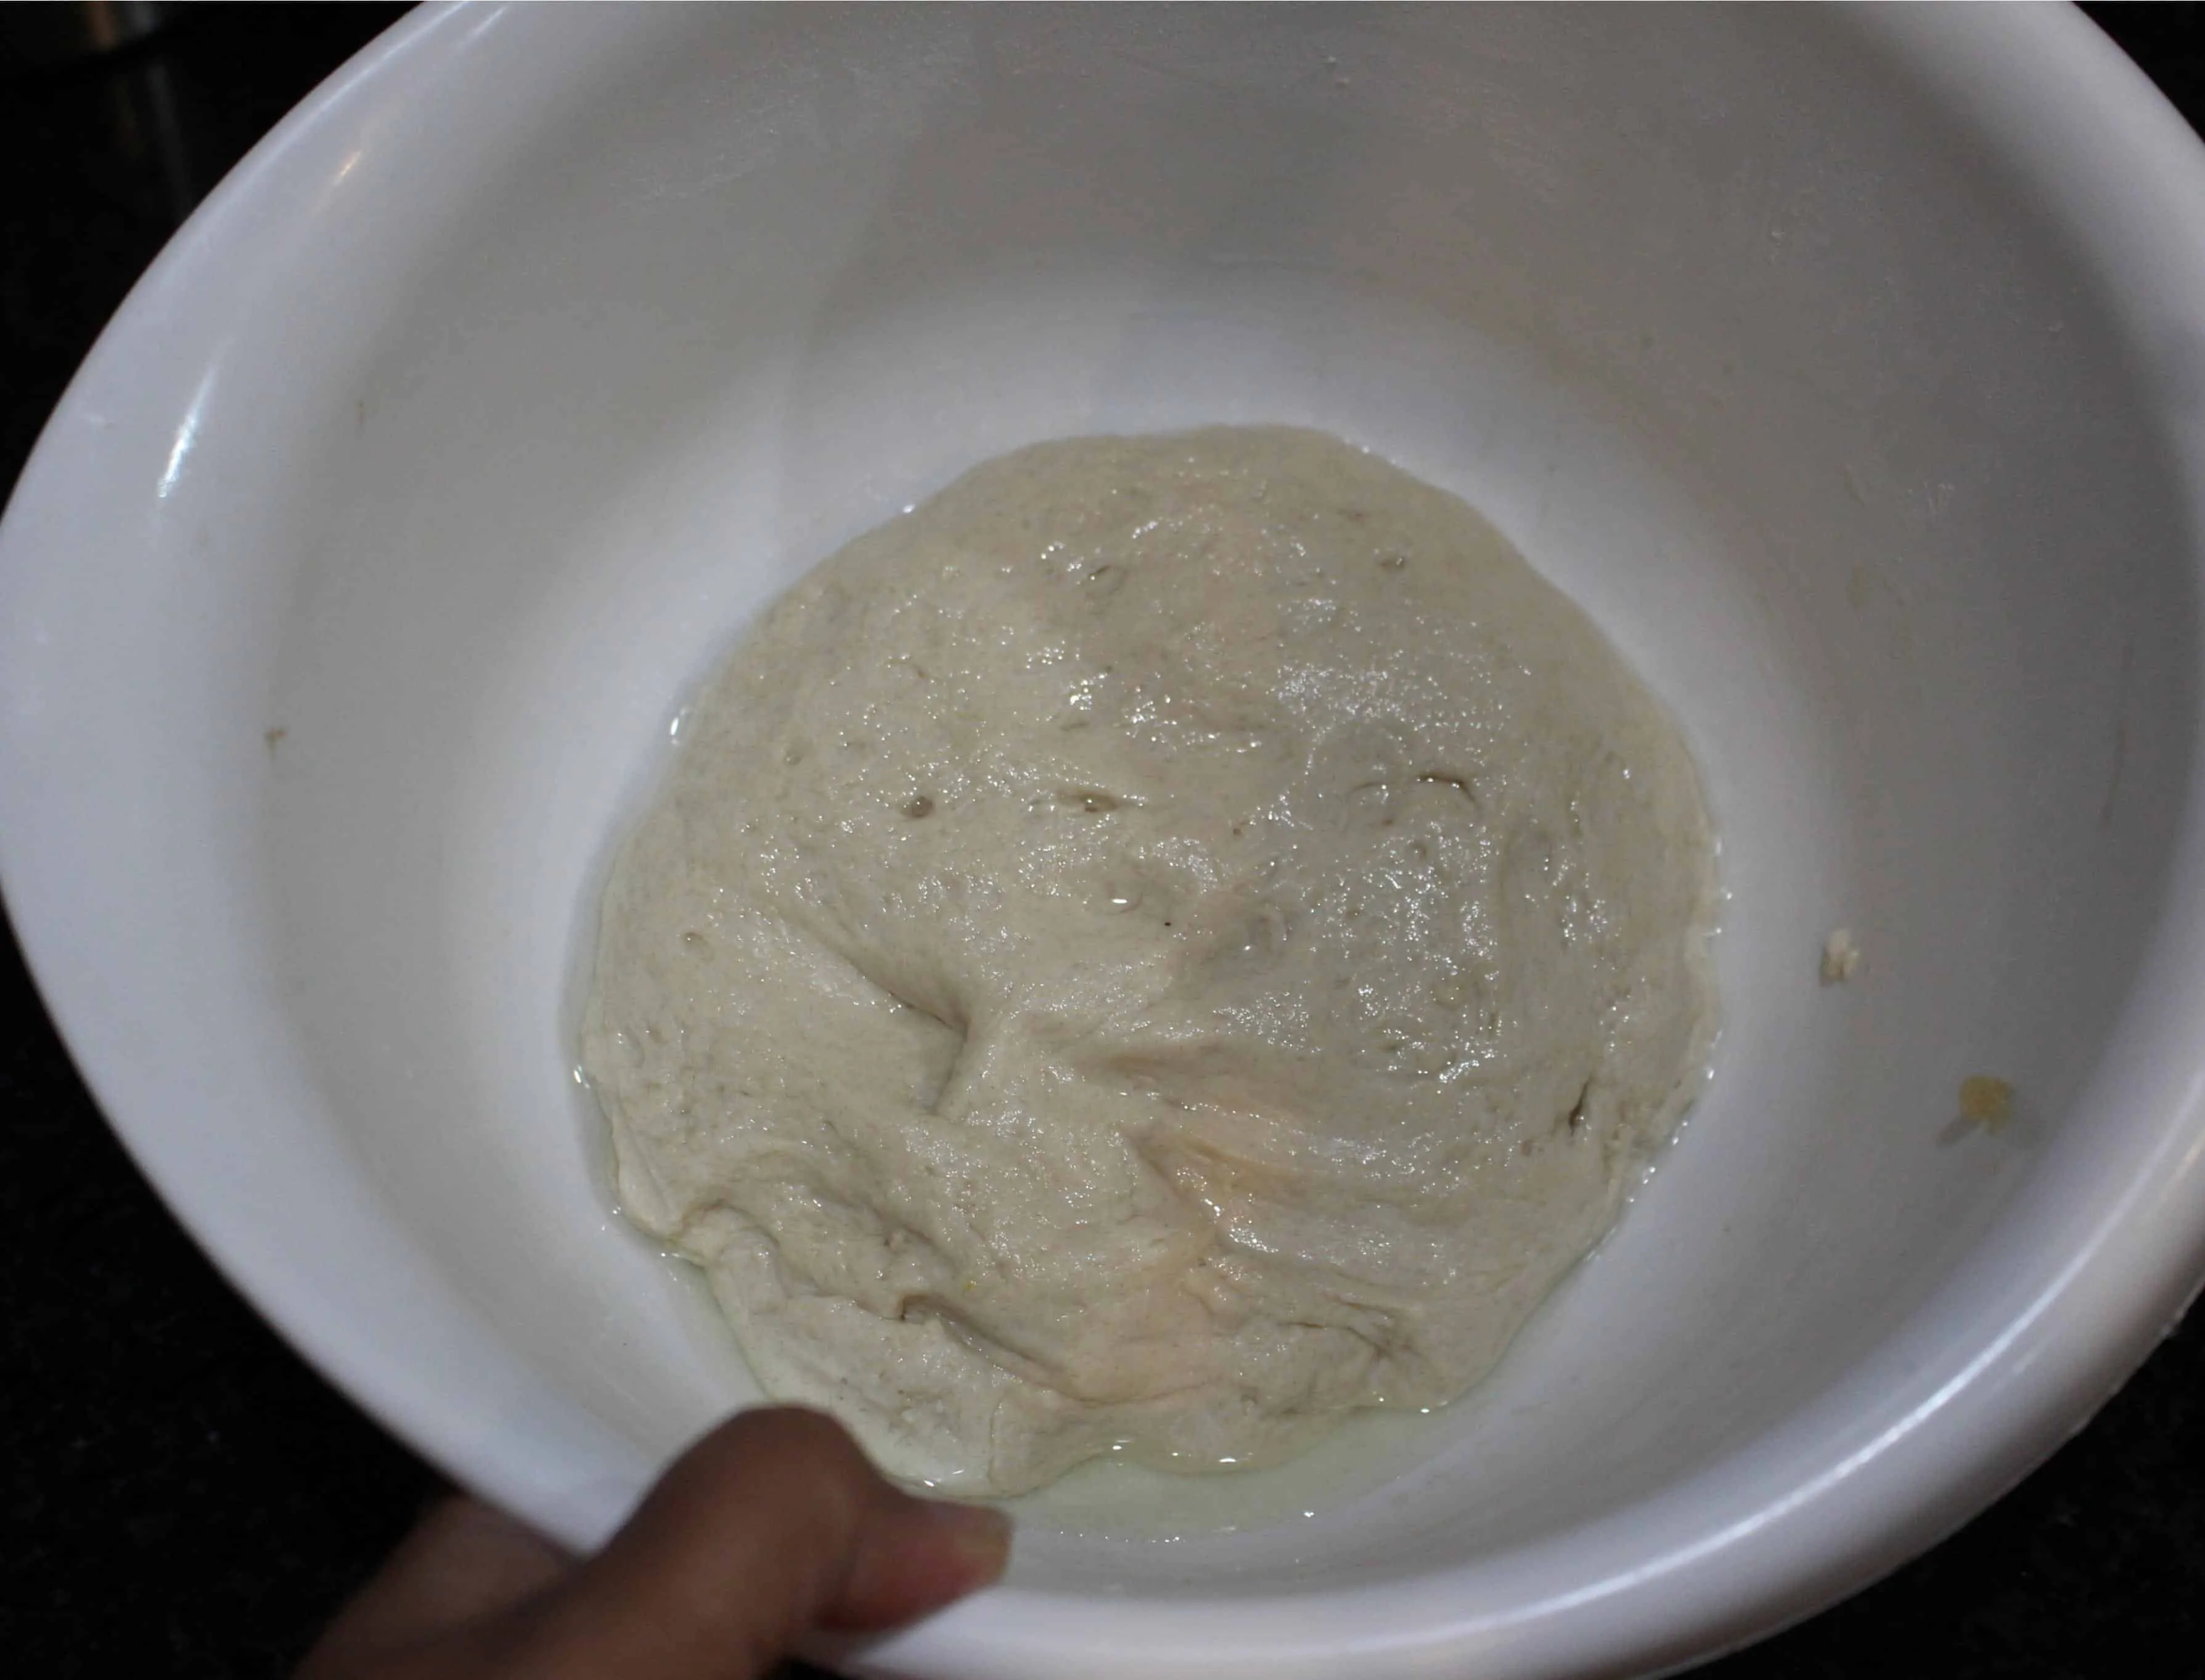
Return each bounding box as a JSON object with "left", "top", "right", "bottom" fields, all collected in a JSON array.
[{"left": 7, "top": 6, "right": 2205, "bottom": 1677}]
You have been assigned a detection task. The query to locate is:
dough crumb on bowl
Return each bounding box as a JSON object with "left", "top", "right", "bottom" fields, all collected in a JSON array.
[
  {"left": 1958, "top": 1074, "right": 2016, "bottom": 1132},
  {"left": 1821, "top": 928, "right": 1862, "bottom": 984},
  {"left": 581, "top": 426, "right": 1720, "bottom": 1496}
]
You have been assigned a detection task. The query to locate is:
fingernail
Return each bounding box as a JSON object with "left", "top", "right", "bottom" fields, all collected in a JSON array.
[{"left": 922, "top": 1501, "right": 1013, "bottom": 1587}]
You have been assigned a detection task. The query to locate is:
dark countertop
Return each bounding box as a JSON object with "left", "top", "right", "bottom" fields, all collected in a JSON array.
[{"left": 2, "top": 7, "right": 2200, "bottom": 1678}]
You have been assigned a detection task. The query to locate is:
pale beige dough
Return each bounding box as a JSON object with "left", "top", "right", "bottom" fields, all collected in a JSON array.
[{"left": 583, "top": 427, "right": 1718, "bottom": 1496}]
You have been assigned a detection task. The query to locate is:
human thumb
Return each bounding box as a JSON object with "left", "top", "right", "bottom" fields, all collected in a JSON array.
[{"left": 512, "top": 1406, "right": 1009, "bottom": 1680}]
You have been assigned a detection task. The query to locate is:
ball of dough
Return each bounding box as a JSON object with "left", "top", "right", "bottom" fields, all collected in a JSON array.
[{"left": 583, "top": 427, "right": 1717, "bottom": 1496}]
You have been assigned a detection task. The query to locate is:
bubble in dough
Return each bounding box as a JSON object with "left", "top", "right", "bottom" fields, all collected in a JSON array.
[{"left": 583, "top": 427, "right": 1719, "bottom": 1496}]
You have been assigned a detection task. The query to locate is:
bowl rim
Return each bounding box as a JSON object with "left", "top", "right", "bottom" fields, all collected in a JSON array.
[{"left": 6, "top": 4, "right": 2205, "bottom": 1677}]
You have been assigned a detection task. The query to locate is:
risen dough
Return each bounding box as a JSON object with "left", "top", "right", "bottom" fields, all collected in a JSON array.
[{"left": 583, "top": 428, "right": 1717, "bottom": 1496}]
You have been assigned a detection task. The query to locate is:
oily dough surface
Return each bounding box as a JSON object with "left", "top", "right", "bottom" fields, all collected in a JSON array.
[{"left": 583, "top": 427, "right": 1718, "bottom": 1496}]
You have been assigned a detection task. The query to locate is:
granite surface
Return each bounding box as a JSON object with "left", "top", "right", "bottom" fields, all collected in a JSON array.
[{"left": 1, "top": 6, "right": 2200, "bottom": 1677}]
